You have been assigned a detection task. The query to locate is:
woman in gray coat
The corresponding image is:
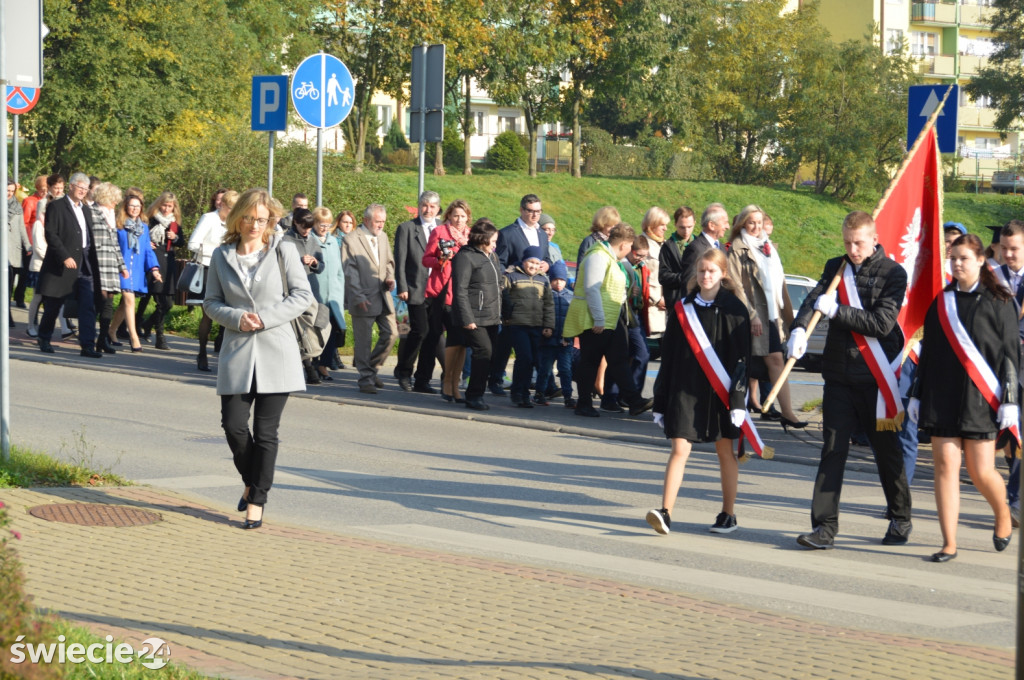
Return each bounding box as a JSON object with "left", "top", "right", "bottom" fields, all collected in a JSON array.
[{"left": 203, "top": 188, "right": 313, "bottom": 530}]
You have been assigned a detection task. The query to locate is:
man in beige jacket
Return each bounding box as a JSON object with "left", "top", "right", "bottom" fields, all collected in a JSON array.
[{"left": 342, "top": 204, "right": 397, "bottom": 394}]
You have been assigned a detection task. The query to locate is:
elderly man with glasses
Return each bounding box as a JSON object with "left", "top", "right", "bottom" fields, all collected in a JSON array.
[{"left": 35, "top": 172, "right": 102, "bottom": 357}]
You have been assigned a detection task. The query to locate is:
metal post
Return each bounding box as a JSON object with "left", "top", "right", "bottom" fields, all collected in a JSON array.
[
  {"left": 416, "top": 43, "right": 427, "bottom": 198},
  {"left": 1, "top": 0, "right": 10, "bottom": 461},
  {"left": 12, "top": 114, "right": 17, "bottom": 185},
  {"left": 316, "top": 128, "right": 323, "bottom": 208},
  {"left": 268, "top": 131, "right": 275, "bottom": 195}
]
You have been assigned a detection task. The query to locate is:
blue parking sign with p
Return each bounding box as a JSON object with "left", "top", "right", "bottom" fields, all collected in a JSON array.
[{"left": 252, "top": 76, "right": 288, "bottom": 131}]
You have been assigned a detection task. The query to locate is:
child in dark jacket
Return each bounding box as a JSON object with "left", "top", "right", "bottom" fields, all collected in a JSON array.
[
  {"left": 502, "top": 246, "right": 555, "bottom": 407},
  {"left": 535, "top": 259, "right": 577, "bottom": 407}
]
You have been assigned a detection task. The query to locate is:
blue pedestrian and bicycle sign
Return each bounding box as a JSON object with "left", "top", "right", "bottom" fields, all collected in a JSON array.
[{"left": 290, "top": 53, "right": 354, "bottom": 129}]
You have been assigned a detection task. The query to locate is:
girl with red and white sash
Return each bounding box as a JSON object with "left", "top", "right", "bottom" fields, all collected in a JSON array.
[
  {"left": 646, "top": 248, "right": 751, "bottom": 536},
  {"left": 909, "top": 234, "right": 1019, "bottom": 563}
]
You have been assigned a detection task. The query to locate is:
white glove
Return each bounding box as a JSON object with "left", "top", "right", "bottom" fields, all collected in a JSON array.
[
  {"left": 998, "top": 403, "right": 1019, "bottom": 430},
  {"left": 907, "top": 397, "right": 920, "bottom": 424},
  {"left": 652, "top": 412, "right": 664, "bottom": 429},
  {"left": 787, "top": 327, "right": 807, "bottom": 360},
  {"left": 730, "top": 409, "right": 746, "bottom": 427},
  {"left": 814, "top": 291, "right": 839, "bottom": 319}
]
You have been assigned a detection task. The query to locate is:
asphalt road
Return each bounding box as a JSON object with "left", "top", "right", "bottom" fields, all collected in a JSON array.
[{"left": 3, "top": 341, "right": 1017, "bottom": 651}]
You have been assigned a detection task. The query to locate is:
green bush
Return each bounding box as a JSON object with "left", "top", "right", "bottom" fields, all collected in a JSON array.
[
  {"left": 580, "top": 126, "right": 700, "bottom": 179},
  {"left": 485, "top": 131, "right": 528, "bottom": 171},
  {"left": 382, "top": 119, "right": 410, "bottom": 155},
  {"left": 424, "top": 135, "right": 468, "bottom": 171}
]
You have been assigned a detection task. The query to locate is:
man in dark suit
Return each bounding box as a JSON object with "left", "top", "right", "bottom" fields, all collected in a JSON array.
[
  {"left": 657, "top": 206, "right": 696, "bottom": 310},
  {"left": 36, "top": 172, "right": 101, "bottom": 357},
  {"left": 676, "top": 203, "right": 729, "bottom": 299},
  {"left": 393, "top": 190, "right": 441, "bottom": 392},
  {"left": 496, "top": 194, "right": 550, "bottom": 272}
]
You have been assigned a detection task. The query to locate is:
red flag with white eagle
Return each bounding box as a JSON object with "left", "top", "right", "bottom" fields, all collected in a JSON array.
[{"left": 872, "top": 123, "right": 945, "bottom": 346}]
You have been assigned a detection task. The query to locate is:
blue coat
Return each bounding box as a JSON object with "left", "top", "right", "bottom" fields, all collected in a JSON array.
[
  {"left": 116, "top": 220, "right": 160, "bottom": 293},
  {"left": 314, "top": 233, "right": 346, "bottom": 329}
]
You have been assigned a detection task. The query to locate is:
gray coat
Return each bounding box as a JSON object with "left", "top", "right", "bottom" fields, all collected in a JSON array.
[
  {"left": 7, "top": 196, "right": 29, "bottom": 267},
  {"left": 203, "top": 235, "right": 314, "bottom": 396}
]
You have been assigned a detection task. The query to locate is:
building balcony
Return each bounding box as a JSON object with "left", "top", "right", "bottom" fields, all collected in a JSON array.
[
  {"left": 916, "top": 54, "right": 956, "bottom": 76},
  {"left": 959, "top": 54, "right": 989, "bottom": 75},
  {"left": 958, "top": 106, "right": 998, "bottom": 129},
  {"left": 960, "top": 4, "right": 996, "bottom": 27},
  {"left": 911, "top": 1, "right": 957, "bottom": 25}
]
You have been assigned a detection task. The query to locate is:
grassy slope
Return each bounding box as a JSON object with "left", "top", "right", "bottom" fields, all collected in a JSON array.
[{"left": 384, "top": 170, "right": 1023, "bottom": 278}]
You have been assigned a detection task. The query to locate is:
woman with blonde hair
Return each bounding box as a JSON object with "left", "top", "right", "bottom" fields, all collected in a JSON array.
[
  {"left": 312, "top": 206, "right": 347, "bottom": 377},
  {"left": 89, "top": 182, "right": 128, "bottom": 353},
  {"left": 576, "top": 206, "right": 622, "bottom": 264},
  {"left": 204, "top": 188, "right": 313, "bottom": 530},
  {"left": 139, "top": 191, "right": 185, "bottom": 349},
  {"left": 727, "top": 204, "right": 805, "bottom": 430},
  {"left": 647, "top": 247, "right": 751, "bottom": 535},
  {"left": 641, "top": 206, "right": 670, "bottom": 339}
]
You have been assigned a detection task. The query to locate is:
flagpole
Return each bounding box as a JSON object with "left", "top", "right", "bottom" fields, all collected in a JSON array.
[{"left": 762, "top": 84, "right": 954, "bottom": 417}]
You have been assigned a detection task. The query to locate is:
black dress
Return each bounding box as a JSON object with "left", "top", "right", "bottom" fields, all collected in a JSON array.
[
  {"left": 654, "top": 288, "right": 751, "bottom": 442},
  {"left": 917, "top": 284, "right": 1019, "bottom": 439}
]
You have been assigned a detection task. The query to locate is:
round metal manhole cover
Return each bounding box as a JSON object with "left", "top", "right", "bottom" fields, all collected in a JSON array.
[{"left": 27, "top": 503, "right": 162, "bottom": 527}]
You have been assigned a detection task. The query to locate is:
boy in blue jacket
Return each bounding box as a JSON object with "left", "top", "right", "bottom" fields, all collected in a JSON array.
[{"left": 535, "top": 259, "right": 578, "bottom": 407}]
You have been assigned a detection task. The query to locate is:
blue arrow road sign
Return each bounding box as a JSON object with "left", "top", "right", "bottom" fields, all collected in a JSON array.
[
  {"left": 291, "top": 53, "right": 354, "bottom": 129},
  {"left": 252, "top": 76, "right": 288, "bottom": 131},
  {"left": 907, "top": 84, "right": 959, "bottom": 154}
]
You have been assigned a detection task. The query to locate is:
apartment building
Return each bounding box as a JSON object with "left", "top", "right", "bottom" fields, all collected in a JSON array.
[{"left": 809, "top": 0, "right": 1019, "bottom": 185}]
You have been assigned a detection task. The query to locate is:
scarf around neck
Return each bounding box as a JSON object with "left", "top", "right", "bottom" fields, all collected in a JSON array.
[
  {"left": 124, "top": 217, "right": 145, "bottom": 254},
  {"left": 150, "top": 211, "right": 173, "bottom": 247},
  {"left": 740, "top": 229, "right": 785, "bottom": 321}
]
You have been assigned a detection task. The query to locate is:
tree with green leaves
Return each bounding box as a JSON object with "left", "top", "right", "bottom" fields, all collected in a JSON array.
[
  {"left": 782, "top": 32, "right": 919, "bottom": 200},
  {"left": 556, "top": 0, "right": 622, "bottom": 178},
  {"left": 482, "top": 0, "right": 566, "bottom": 177},
  {"left": 964, "top": 0, "right": 1024, "bottom": 134},
  {"left": 314, "top": 0, "right": 436, "bottom": 171},
  {"left": 29, "top": 0, "right": 317, "bottom": 177}
]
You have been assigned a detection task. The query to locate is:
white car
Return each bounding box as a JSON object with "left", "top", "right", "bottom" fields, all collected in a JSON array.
[{"left": 785, "top": 274, "right": 827, "bottom": 372}]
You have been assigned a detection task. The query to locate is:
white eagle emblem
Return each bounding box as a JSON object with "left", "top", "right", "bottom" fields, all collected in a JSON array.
[{"left": 897, "top": 208, "right": 923, "bottom": 304}]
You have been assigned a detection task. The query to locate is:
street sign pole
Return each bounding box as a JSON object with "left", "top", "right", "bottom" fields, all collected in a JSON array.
[
  {"left": 268, "top": 132, "right": 275, "bottom": 195},
  {"left": 1, "top": 0, "right": 10, "bottom": 461},
  {"left": 12, "top": 113, "right": 17, "bottom": 185},
  {"left": 316, "top": 128, "right": 323, "bottom": 207},
  {"left": 416, "top": 43, "right": 427, "bottom": 198}
]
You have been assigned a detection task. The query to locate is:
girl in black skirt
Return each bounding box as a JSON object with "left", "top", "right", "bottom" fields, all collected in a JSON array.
[
  {"left": 646, "top": 248, "right": 751, "bottom": 536},
  {"left": 910, "top": 234, "right": 1019, "bottom": 562}
]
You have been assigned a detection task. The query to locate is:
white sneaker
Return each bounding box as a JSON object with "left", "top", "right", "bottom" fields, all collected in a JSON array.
[{"left": 26, "top": 325, "right": 38, "bottom": 338}]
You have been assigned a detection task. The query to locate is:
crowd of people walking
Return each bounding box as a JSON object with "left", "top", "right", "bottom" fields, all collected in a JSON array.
[{"left": 6, "top": 178, "right": 1021, "bottom": 558}]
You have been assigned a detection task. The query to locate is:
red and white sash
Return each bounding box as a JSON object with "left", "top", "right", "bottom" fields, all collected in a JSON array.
[
  {"left": 675, "top": 300, "right": 773, "bottom": 459},
  {"left": 936, "top": 291, "right": 1021, "bottom": 444},
  {"left": 836, "top": 265, "right": 905, "bottom": 430}
]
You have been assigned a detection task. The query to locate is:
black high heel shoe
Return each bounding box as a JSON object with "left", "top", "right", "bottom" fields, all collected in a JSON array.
[
  {"left": 780, "top": 416, "right": 809, "bottom": 433},
  {"left": 760, "top": 406, "right": 783, "bottom": 422},
  {"left": 994, "top": 532, "right": 1012, "bottom": 552},
  {"left": 237, "top": 495, "right": 249, "bottom": 512},
  {"left": 244, "top": 505, "right": 264, "bottom": 530}
]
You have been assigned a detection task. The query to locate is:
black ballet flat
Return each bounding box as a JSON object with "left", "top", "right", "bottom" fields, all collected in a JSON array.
[
  {"left": 930, "top": 551, "right": 957, "bottom": 563},
  {"left": 243, "top": 518, "right": 263, "bottom": 530},
  {"left": 441, "top": 393, "right": 454, "bottom": 403},
  {"left": 455, "top": 398, "right": 466, "bottom": 404},
  {"left": 237, "top": 496, "right": 248, "bottom": 512},
  {"left": 780, "top": 417, "right": 808, "bottom": 433},
  {"left": 994, "top": 533, "right": 1012, "bottom": 552}
]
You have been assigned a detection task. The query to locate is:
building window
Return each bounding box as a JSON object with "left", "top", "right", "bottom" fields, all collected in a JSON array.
[
  {"left": 375, "top": 105, "right": 392, "bottom": 137},
  {"left": 975, "top": 136, "right": 1001, "bottom": 150},
  {"left": 474, "top": 110, "right": 486, "bottom": 136},
  {"left": 885, "top": 29, "right": 904, "bottom": 54},
  {"left": 500, "top": 116, "right": 517, "bottom": 134},
  {"left": 910, "top": 31, "right": 938, "bottom": 57}
]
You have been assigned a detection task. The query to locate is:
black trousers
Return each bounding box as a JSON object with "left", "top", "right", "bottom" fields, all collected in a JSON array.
[
  {"left": 575, "top": 315, "right": 641, "bottom": 410},
  {"left": 811, "top": 380, "right": 912, "bottom": 538},
  {"left": 413, "top": 297, "right": 447, "bottom": 384},
  {"left": 39, "top": 275, "right": 96, "bottom": 349},
  {"left": 395, "top": 301, "right": 428, "bottom": 379},
  {"left": 11, "top": 251, "right": 30, "bottom": 305},
  {"left": 220, "top": 377, "right": 290, "bottom": 506},
  {"left": 463, "top": 325, "right": 498, "bottom": 400}
]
